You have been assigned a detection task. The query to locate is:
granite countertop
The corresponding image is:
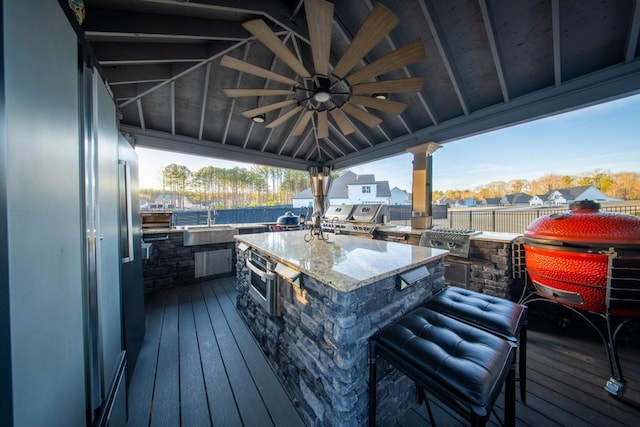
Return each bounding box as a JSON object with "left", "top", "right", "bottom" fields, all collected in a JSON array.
[
  {"left": 472, "top": 231, "right": 522, "bottom": 242},
  {"left": 235, "top": 230, "right": 448, "bottom": 292},
  {"left": 375, "top": 225, "right": 424, "bottom": 235},
  {"left": 377, "top": 225, "right": 522, "bottom": 243}
]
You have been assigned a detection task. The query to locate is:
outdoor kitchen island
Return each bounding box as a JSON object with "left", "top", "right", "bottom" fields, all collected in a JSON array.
[{"left": 234, "top": 230, "right": 448, "bottom": 426}]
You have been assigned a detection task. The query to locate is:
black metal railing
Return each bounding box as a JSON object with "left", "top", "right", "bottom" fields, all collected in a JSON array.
[
  {"left": 389, "top": 204, "right": 640, "bottom": 234},
  {"left": 150, "top": 203, "right": 640, "bottom": 234}
]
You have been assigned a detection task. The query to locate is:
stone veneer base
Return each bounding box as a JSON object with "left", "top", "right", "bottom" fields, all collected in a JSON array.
[{"left": 235, "top": 247, "right": 445, "bottom": 426}]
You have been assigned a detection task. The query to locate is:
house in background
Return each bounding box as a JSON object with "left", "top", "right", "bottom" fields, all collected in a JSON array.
[
  {"left": 292, "top": 171, "right": 391, "bottom": 207},
  {"left": 479, "top": 197, "right": 502, "bottom": 207},
  {"left": 390, "top": 187, "right": 411, "bottom": 205},
  {"left": 291, "top": 188, "right": 314, "bottom": 209},
  {"left": 501, "top": 193, "right": 532, "bottom": 206},
  {"left": 154, "top": 194, "right": 193, "bottom": 209},
  {"left": 529, "top": 195, "right": 545, "bottom": 206},
  {"left": 437, "top": 197, "right": 458, "bottom": 207},
  {"left": 541, "top": 185, "right": 621, "bottom": 205}
]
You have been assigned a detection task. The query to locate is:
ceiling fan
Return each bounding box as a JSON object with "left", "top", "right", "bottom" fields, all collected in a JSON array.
[{"left": 220, "top": 0, "right": 425, "bottom": 139}]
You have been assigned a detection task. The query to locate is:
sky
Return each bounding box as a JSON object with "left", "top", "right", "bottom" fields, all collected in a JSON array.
[{"left": 136, "top": 93, "right": 640, "bottom": 192}]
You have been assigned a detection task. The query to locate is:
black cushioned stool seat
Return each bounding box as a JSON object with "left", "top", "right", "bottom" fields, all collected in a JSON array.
[
  {"left": 369, "top": 307, "right": 516, "bottom": 427},
  {"left": 424, "top": 286, "right": 528, "bottom": 401}
]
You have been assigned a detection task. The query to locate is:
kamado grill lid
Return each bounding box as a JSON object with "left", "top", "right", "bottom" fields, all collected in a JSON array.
[{"left": 524, "top": 200, "right": 640, "bottom": 247}]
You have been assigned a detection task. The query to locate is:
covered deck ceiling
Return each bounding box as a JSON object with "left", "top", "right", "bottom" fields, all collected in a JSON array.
[{"left": 82, "top": 0, "right": 640, "bottom": 171}]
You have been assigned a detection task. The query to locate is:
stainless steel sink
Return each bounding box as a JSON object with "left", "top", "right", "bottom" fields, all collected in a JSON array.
[{"left": 183, "top": 225, "right": 238, "bottom": 246}]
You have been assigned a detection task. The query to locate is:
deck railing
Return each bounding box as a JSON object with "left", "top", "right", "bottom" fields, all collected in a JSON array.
[
  {"left": 388, "top": 203, "right": 640, "bottom": 234},
  {"left": 156, "top": 203, "right": 640, "bottom": 234}
]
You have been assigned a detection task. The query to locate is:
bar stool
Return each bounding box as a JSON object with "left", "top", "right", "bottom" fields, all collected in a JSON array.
[
  {"left": 424, "top": 286, "right": 528, "bottom": 402},
  {"left": 369, "top": 307, "right": 516, "bottom": 426}
]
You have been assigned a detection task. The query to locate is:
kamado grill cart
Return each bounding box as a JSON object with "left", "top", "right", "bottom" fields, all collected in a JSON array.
[{"left": 520, "top": 200, "right": 640, "bottom": 398}]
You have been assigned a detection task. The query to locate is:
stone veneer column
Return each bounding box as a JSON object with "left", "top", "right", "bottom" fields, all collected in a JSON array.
[{"left": 235, "top": 246, "right": 446, "bottom": 426}]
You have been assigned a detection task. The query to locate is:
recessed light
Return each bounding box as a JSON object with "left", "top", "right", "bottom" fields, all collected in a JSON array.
[
  {"left": 373, "top": 93, "right": 387, "bottom": 100},
  {"left": 252, "top": 114, "right": 266, "bottom": 123}
]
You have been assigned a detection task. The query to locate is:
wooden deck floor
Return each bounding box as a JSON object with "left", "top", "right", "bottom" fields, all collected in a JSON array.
[{"left": 127, "top": 278, "right": 640, "bottom": 426}]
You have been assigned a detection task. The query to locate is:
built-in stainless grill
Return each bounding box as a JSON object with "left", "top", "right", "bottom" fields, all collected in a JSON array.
[
  {"left": 321, "top": 204, "right": 388, "bottom": 236},
  {"left": 419, "top": 227, "right": 480, "bottom": 258},
  {"left": 419, "top": 228, "right": 481, "bottom": 287}
]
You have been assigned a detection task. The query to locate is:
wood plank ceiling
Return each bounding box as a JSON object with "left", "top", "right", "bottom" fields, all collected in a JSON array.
[{"left": 81, "top": 0, "right": 640, "bottom": 171}]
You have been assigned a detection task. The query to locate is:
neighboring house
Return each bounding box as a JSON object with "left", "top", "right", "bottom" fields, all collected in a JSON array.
[
  {"left": 541, "top": 185, "right": 621, "bottom": 205},
  {"left": 529, "top": 195, "right": 545, "bottom": 206},
  {"left": 463, "top": 198, "right": 477, "bottom": 207},
  {"left": 480, "top": 197, "right": 502, "bottom": 207},
  {"left": 292, "top": 188, "right": 314, "bottom": 208},
  {"left": 438, "top": 198, "right": 456, "bottom": 207},
  {"left": 500, "top": 193, "right": 532, "bottom": 206},
  {"left": 291, "top": 170, "right": 391, "bottom": 207},
  {"left": 154, "top": 194, "right": 193, "bottom": 209},
  {"left": 139, "top": 198, "right": 151, "bottom": 209},
  {"left": 390, "top": 187, "right": 411, "bottom": 205}
]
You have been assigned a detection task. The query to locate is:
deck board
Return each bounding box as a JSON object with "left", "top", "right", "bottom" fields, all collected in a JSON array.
[
  {"left": 190, "top": 284, "right": 243, "bottom": 426},
  {"left": 150, "top": 288, "right": 180, "bottom": 427},
  {"left": 127, "top": 278, "right": 640, "bottom": 427},
  {"left": 199, "top": 281, "right": 273, "bottom": 426},
  {"left": 178, "top": 287, "right": 211, "bottom": 426},
  {"left": 214, "top": 277, "right": 305, "bottom": 427},
  {"left": 126, "top": 291, "right": 165, "bottom": 427}
]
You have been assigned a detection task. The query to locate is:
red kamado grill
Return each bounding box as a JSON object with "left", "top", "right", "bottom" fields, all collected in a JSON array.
[{"left": 522, "top": 200, "right": 640, "bottom": 397}]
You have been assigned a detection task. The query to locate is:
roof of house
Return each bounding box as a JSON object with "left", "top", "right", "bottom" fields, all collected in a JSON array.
[
  {"left": 292, "top": 170, "right": 391, "bottom": 199},
  {"left": 483, "top": 197, "right": 502, "bottom": 205},
  {"left": 503, "top": 193, "right": 532, "bottom": 204},
  {"left": 543, "top": 185, "right": 594, "bottom": 199},
  {"left": 391, "top": 187, "right": 409, "bottom": 194}
]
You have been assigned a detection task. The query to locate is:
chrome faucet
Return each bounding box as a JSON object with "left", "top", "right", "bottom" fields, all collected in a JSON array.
[{"left": 207, "top": 203, "right": 217, "bottom": 226}]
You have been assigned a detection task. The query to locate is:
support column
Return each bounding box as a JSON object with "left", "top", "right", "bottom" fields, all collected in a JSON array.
[
  {"left": 407, "top": 143, "right": 441, "bottom": 229},
  {"left": 308, "top": 166, "right": 332, "bottom": 230}
]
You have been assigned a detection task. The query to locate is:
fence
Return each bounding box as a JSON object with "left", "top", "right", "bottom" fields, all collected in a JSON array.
[
  {"left": 169, "top": 205, "right": 308, "bottom": 227},
  {"left": 165, "top": 203, "right": 640, "bottom": 234},
  {"left": 388, "top": 203, "right": 640, "bottom": 234}
]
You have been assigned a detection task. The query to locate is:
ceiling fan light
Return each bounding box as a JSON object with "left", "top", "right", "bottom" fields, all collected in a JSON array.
[
  {"left": 313, "top": 90, "right": 331, "bottom": 103},
  {"left": 373, "top": 93, "right": 388, "bottom": 100},
  {"left": 252, "top": 113, "right": 266, "bottom": 123}
]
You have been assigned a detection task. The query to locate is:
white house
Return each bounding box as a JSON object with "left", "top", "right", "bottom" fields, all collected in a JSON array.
[
  {"left": 389, "top": 187, "right": 411, "bottom": 205},
  {"left": 292, "top": 171, "right": 391, "bottom": 207},
  {"left": 539, "top": 185, "right": 621, "bottom": 205},
  {"left": 154, "top": 194, "right": 193, "bottom": 209},
  {"left": 528, "top": 195, "right": 545, "bottom": 206}
]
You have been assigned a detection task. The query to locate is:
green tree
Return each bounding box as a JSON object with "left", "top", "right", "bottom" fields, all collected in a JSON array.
[{"left": 162, "top": 164, "right": 191, "bottom": 208}]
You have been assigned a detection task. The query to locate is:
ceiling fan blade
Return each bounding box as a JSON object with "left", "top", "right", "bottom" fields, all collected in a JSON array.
[
  {"left": 329, "top": 108, "right": 355, "bottom": 135},
  {"left": 332, "top": 4, "right": 399, "bottom": 79},
  {"left": 266, "top": 106, "right": 304, "bottom": 128},
  {"left": 349, "top": 95, "right": 407, "bottom": 114},
  {"left": 345, "top": 39, "right": 426, "bottom": 85},
  {"left": 221, "top": 55, "right": 298, "bottom": 86},
  {"left": 224, "top": 89, "right": 294, "bottom": 97},
  {"left": 291, "top": 110, "right": 315, "bottom": 136},
  {"left": 242, "top": 19, "right": 311, "bottom": 78},
  {"left": 341, "top": 102, "right": 382, "bottom": 128},
  {"left": 241, "top": 99, "right": 296, "bottom": 118},
  {"left": 304, "top": 0, "right": 334, "bottom": 76},
  {"left": 351, "top": 77, "right": 424, "bottom": 95},
  {"left": 317, "top": 110, "right": 329, "bottom": 138}
]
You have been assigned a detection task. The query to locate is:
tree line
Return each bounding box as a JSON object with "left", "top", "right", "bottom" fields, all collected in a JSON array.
[
  {"left": 142, "top": 165, "right": 640, "bottom": 209},
  {"left": 141, "top": 164, "right": 310, "bottom": 208},
  {"left": 433, "top": 169, "right": 640, "bottom": 202}
]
